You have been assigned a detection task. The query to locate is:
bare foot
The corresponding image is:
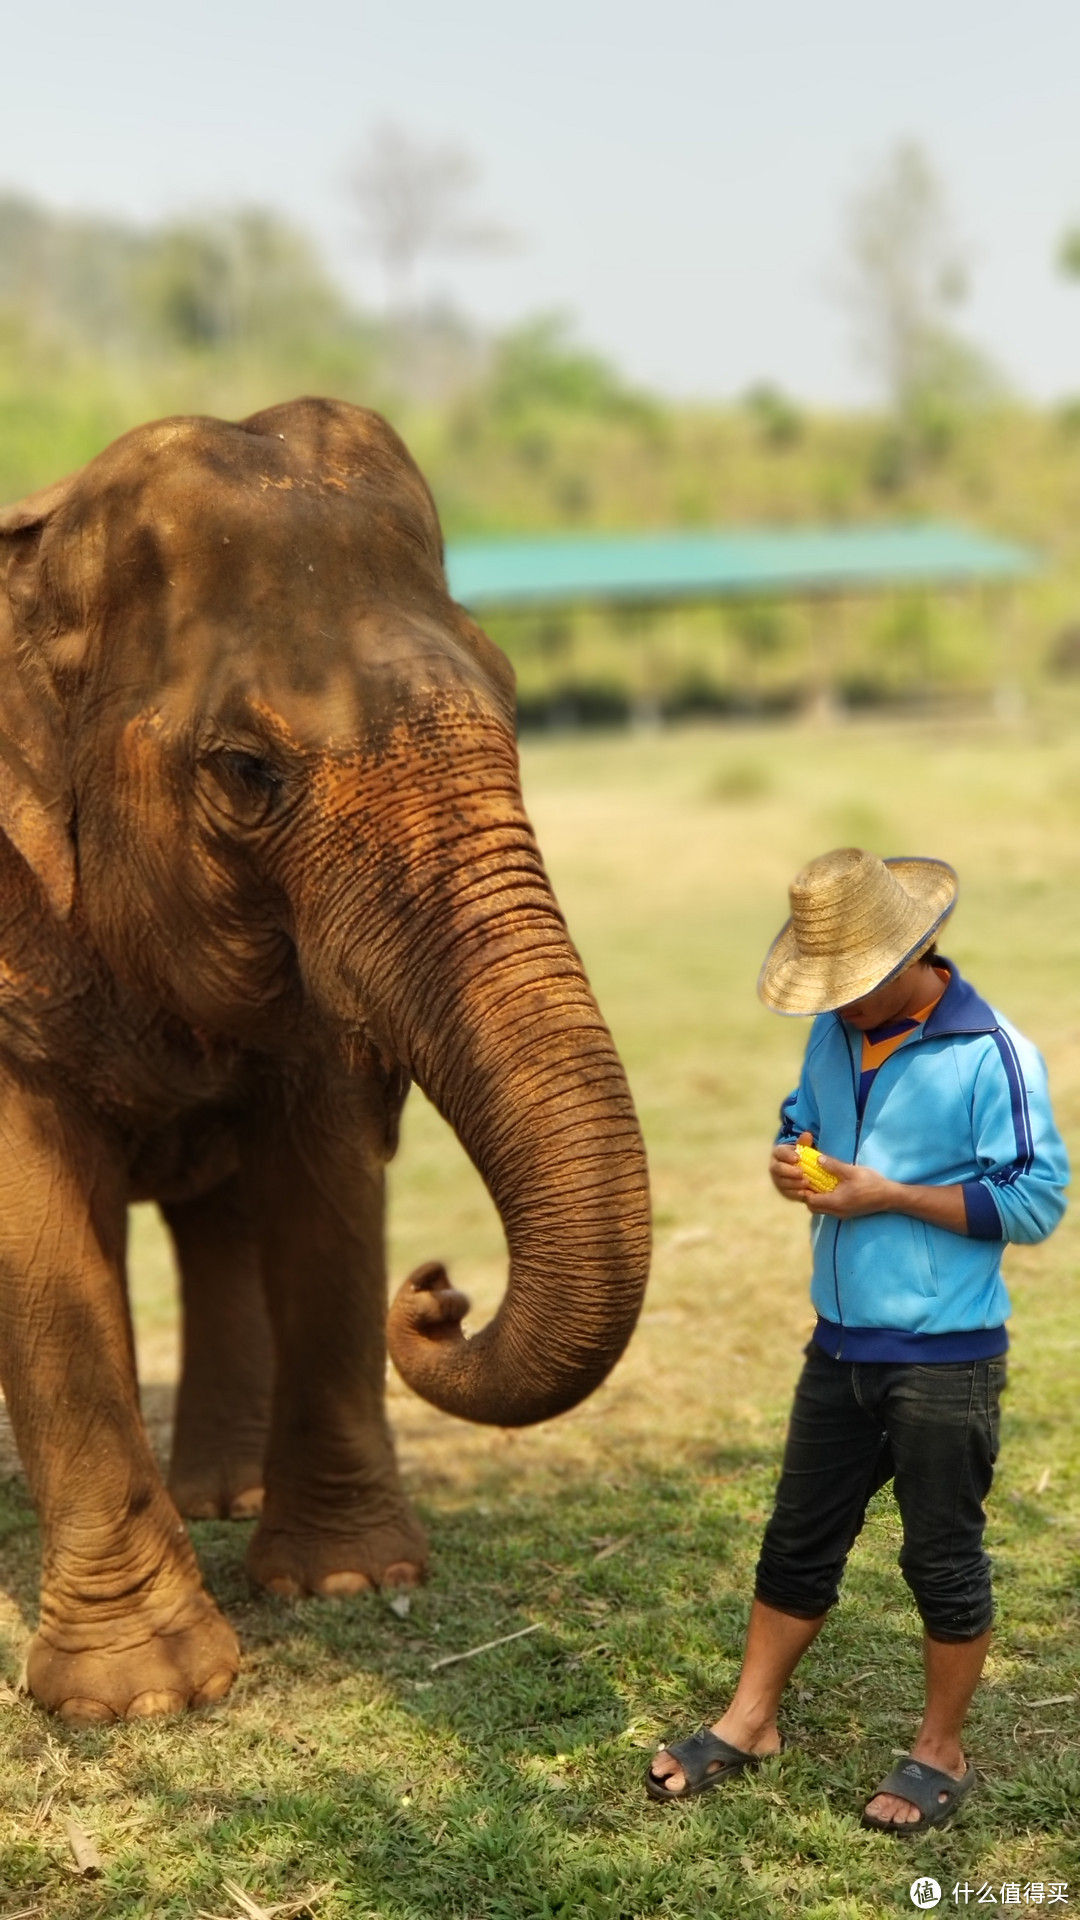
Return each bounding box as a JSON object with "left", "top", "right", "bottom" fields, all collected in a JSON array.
[
  {"left": 864, "top": 1745, "right": 968, "bottom": 1828},
  {"left": 649, "top": 1711, "right": 782, "bottom": 1795}
]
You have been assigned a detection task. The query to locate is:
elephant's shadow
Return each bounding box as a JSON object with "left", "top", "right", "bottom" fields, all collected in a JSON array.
[
  {"left": 0, "top": 1383, "right": 765, "bottom": 1757},
  {"left": 0, "top": 1394, "right": 643, "bottom": 1797},
  {"left": 0, "top": 1397, "right": 20, "bottom": 1484},
  {"left": 1, "top": 1383, "right": 750, "bottom": 1670}
]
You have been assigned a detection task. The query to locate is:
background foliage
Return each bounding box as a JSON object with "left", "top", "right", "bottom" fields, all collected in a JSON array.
[{"left": 3, "top": 191, "right": 1080, "bottom": 727}]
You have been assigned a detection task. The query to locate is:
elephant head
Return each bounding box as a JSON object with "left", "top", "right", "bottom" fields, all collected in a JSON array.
[{"left": 0, "top": 397, "right": 651, "bottom": 1427}]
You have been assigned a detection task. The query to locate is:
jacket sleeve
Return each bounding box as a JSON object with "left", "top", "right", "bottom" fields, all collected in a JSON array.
[
  {"left": 962, "top": 1028, "right": 1070, "bottom": 1245},
  {"left": 775, "top": 1027, "right": 823, "bottom": 1145}
]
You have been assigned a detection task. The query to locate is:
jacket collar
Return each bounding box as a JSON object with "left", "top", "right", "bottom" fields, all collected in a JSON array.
[
  {"left": 922, "top": 957, "right": 998, "bottom": 1037},
  {"left": 830, "top": 956, "right": 999, "bottom": 1045}
]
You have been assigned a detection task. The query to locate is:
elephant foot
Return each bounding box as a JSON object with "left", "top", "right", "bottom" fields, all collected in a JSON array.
[
  {"left": 168, "top": 1382, "right": 271, "bottom": 1521},
  {"left": 168, "top": 1438, "right": 267, "bottom": 1520},
  {"left": 247, "top": 1505, "right": 428, "bottom": 1599},
  {"left": 27, "top": 1597, "right": 240, "bottom": 1724},
  {"left": 170, "top": 1471, "right": 265, "bottom": 1521}
]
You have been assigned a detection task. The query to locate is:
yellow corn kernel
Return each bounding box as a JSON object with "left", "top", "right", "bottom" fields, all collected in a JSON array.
[{"left": 795, "top": 1143, "right": 840, "bottom": 1193}]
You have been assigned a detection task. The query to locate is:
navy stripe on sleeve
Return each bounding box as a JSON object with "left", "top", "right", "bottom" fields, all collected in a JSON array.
[
  {"left": 963, "top": 1180, "right": 1004, "bottom": 1241},
  {"left": 989, "top": 1029, "right": 1034, "bottom": 1186}
]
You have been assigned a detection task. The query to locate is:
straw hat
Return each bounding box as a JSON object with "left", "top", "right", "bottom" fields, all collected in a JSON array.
[{"left": 758, "top": 847, "right": 958, "bottom": 1016}]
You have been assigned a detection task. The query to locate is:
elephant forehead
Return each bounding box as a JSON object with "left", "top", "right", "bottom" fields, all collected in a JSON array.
[
  {"left": 107, "top": 484, "right": 442, "bottom": 615},
  {"left": 47, "top": 409, "right": 446, "bottom": 628},
  {"left": 68, "top": 400, "right": 442, "bottom": 547},
  {"left": 32, "top": 406, "right": 515, "bottom": 741},
  {"left": 73, "top": 475, "right": 476, "bottom": 697},
  {"left": 149, "top": 611, "right": 499, "bottom": 748}
]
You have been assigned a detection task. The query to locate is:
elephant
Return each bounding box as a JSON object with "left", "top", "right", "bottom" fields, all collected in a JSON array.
[{"left": 0, "top": 396, "right": 651, "bottom": 1724}]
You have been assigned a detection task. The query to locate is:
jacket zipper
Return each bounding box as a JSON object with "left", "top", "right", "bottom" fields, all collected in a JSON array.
[
  {"left": 828, "top": 1017, "right": 936, "bottom": 1357},
  {"left": 830, "top": 1019, "right": 864, "bottom": 1354}
]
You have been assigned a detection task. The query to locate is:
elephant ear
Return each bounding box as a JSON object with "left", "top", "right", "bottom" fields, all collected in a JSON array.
[{"left": 0, "top": 475, "right": 82, "bottom": 919}]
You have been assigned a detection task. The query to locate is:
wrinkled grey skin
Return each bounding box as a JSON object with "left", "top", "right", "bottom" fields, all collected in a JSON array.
[{"left": 0, "top": 396, "right": 651, "bottom": 1722}]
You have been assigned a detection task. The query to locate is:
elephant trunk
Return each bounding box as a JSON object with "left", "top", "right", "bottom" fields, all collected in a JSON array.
[{"left": 300, "top": 709, "right": 651, "bottom": 1427}]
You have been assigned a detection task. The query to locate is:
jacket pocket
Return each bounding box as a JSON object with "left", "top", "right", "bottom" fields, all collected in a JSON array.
[{"left": 908, "top": 1218, "right": 939, "bottom": 1297}]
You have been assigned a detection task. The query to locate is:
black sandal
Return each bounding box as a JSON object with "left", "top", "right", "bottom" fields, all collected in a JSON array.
[
  {"left": 861, "top": 1756, "right": 976, "bottom": 1835},
  {"left": 645, "top": 1727, "right": 770, "bottom": 1803}
]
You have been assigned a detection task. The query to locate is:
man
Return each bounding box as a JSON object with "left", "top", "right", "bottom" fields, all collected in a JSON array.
[{"left": 646, "top": 847, "right": 1069, "bottom": 1833}]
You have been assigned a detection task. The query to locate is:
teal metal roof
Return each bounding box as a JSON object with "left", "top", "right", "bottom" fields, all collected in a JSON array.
[{"left": 445, "top": 524, "right": 1037, "bottom": 611}]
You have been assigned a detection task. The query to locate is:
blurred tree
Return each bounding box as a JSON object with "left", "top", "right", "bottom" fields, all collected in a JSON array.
[
  {"left": 1058, "top": 224, "right": 1080, "bottom": 279},
  {"left": 487, "top": 315, "right": 657, "bottom": 423},
  {"left": 840, "top": 143, "right": 976, "bottom": 417},
  {"left": 345, "top": 122, "right": 513, "bottom": 312},
  {"left": 837, "top": 143, "right": 1003, "bottom": 485},
  {"left": 0, "top": 194, "right": 352, "bottom": 362},
  {"left": 0, "top": 193, "right": 144, "bottom": 350},
  {"left": 741, "top": 381, "right": 803, "bottom": 448},
  {"left": 137, "top": 210, "right": 347, "bottom": 352}
]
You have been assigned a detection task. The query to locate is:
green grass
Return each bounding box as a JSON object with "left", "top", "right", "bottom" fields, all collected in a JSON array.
[{"left": 2, "top": 708, "right": 1080, "bottom": 1916}]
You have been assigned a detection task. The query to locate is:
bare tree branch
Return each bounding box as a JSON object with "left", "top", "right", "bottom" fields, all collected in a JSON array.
[
  {"left": 838, "top": 140, "right": 970, "bottom": 416},
  {"left": 345, "top": 122, "right": 515, "bottom": 312}
]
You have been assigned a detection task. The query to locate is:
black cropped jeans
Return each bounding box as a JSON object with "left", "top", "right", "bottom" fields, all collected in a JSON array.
[{"left": 755, "top": 1344, "right": 1006, "bottom": 1642}]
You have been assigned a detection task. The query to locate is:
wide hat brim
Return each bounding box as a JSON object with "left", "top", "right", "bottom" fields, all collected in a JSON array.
[{"left": 758, "top": 855, "right": 958, "bottom": 1016}]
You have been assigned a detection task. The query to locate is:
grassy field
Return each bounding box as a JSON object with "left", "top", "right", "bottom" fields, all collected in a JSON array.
[{"left": 1, "top": 707, "right": 1079, "bottom": 1917}]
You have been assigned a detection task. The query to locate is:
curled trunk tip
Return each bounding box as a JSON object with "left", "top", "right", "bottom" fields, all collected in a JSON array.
[{"left": 387, "top": 1201, "right": 652, "bottom": 1428}]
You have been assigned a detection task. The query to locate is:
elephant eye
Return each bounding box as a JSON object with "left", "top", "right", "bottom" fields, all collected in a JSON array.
[
  {"left": 219, "top": 749, "right": 280, "bottom": 790},
  {"left": 202, "top": 747, "right": 285, "bottom": 822}
]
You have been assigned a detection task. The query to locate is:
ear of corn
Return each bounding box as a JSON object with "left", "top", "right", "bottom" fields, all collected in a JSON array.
[{"left": 795, "top": 1143, "right": 841, "bottom": 1193}]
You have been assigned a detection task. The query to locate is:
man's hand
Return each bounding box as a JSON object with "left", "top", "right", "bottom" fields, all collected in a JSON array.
[
  {"left": 771, "top": 1140, "right": 971, "bottom": 1235},
  {"left": 770, "top": 1130, "right": 816, "bottom": 1202},
  {"left": 802, "top": 1157, "right": 894, "bottom": 1218},
  {"left": 769, "top": 1134, "right": 892, "bottom": 1216}
]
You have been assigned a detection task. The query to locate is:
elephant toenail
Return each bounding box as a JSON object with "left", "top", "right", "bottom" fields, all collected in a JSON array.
[
  {"left": 57, "top": 1697, "right": 116, "bottom": 1725},
  {"left": 316, "top": 1571, "right": 373, "bottom": 1597},
  {"left": 229, "top": 1487, "right": 264, "bottom": 1519},
  {"left": 125, "top": 1689, "right": 186, "bottom": 1718},
  {"left": 382, "top": 1561, "right": 424, "bottom": 1589},
  {"left": 265, "top": 1576, "right": 303, "bottom": 1598},
  {"left": 192, "top": 1669, "right": 237, "bottom": 1707}
]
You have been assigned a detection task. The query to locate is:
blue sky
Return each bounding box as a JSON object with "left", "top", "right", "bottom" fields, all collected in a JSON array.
[{"left": 4, "top": 0, "right": 1080, "bottom": 402}]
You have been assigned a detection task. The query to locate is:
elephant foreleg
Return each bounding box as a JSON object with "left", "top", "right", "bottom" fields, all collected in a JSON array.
[
  {"left": 163, "top": 1174, "right": 274, "bottom": 1520},
  {"left": 242, "top": 1067, "right": 426, "bottom": 1597},
  {"left": 0, "top": 1073, "right": 238, "bottom": 1720}
]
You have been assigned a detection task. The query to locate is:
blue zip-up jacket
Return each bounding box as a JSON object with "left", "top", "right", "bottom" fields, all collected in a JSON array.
[{"left": 777, "top": 959, "right": 1069, "bottom": 1357}]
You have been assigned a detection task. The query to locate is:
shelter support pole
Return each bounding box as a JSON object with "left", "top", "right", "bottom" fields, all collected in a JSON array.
[
  {"left": 805, "top": 592, "right": 843, "bottom": 724},
  {"left": 990, "top": 585, "right": 1024, "bottom": 722}
]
